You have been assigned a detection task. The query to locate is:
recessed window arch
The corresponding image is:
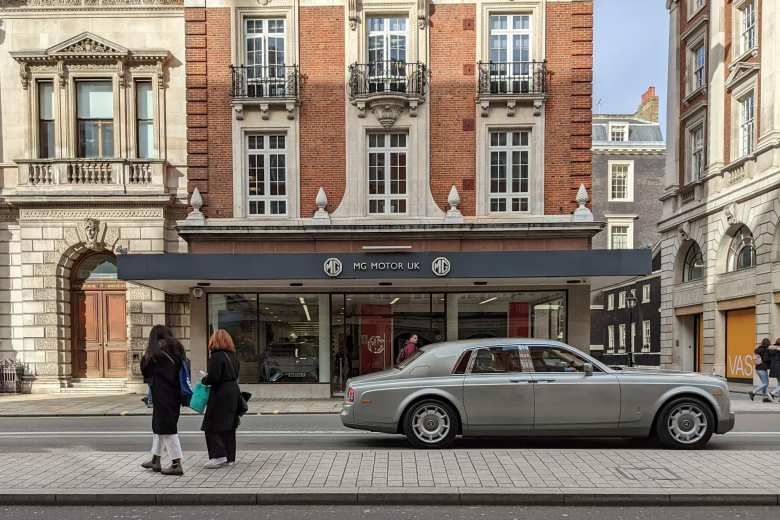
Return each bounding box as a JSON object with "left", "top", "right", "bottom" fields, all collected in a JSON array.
[
  {"left": 73, "top": 252, "right": 118, "bottom": 282},
  {"left": 727, "top": 225, "right": 756, "bottom": 272},
  {"left": 682, "top": 241, "right": 704, "bottom": 282}
]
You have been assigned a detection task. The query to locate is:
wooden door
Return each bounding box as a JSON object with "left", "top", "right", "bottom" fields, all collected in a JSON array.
[{"left": 72, "top": 286, "right": 127, "bottom": 378}]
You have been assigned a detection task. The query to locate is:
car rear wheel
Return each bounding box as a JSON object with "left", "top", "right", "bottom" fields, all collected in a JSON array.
[
  {"left": 654, "top": 397, "right": 714, "bottom": 449},
  {"left": 403, "top": 399, "right": 458, "bottom": 449}
]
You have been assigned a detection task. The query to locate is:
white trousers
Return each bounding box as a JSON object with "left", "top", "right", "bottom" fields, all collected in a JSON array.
[{"left": 151, "top": 434, "right": 183, "bottom": 460}]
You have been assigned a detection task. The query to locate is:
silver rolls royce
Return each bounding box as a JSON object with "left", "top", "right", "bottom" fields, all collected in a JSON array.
[{"left": 341, "top": 339, "right": 735, "bottom": 449}]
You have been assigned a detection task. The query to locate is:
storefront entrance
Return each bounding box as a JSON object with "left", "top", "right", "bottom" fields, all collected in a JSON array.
[
  {"left": 725, "top": 307, "right": 756, "bottom": 381},
  {"left": 71, "top": 253, "right": 127, "bottom": 379}
]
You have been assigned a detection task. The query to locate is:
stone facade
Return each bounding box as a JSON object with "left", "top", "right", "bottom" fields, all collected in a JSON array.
[
  {"left": 0, "top": 1, "right": 189, "bottom": 391},
  {"left": 660, "top": 0, "right": 780, "bottom": 378}
]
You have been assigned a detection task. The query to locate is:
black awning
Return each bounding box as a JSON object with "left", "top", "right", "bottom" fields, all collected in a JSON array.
[{"left": 118, "top": 249, "right": 652, "bottom": 282}]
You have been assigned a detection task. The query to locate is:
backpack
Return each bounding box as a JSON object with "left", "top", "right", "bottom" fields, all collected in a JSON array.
[{"left": 162, "top": 351, "right": 193, "bottom": 407}]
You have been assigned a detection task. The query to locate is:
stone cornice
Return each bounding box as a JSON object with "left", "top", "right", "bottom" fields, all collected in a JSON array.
[{"left": 0, "top": 0, "right": 182, "bottom": 10}]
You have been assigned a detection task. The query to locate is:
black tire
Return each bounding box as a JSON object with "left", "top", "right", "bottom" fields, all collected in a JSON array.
[
  {"left": 403, "top": 399, "right": 459, "bottom": 449},
  {"left": 654, "top": 397, "right": 715, "bottom": 449}
]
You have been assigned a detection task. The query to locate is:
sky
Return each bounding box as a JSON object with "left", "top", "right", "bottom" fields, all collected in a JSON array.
[{"left": 593, "top": 0, "right": 670, "bottom": 132}]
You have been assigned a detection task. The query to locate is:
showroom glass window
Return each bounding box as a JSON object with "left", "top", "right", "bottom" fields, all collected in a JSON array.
[
  {"left": 683, "top": 241, "right": 705, "bottom": 282},
  {"left": 208, "top": 293, "right": 323, "bottom": 383}
]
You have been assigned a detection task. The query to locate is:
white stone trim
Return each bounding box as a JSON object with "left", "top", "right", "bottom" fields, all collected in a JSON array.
[{"left": 607, "top": 159, "right": 634, "bottom": 203}]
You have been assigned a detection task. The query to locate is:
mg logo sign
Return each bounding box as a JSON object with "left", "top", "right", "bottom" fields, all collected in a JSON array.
[
  {"left": 431, "top": 257, "right": 451, "bottom": 277},
  {"left": 323, "top": 257, "right": 343, "bottom": 278}
]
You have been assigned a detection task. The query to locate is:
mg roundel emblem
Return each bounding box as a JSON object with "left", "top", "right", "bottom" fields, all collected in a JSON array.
[
  {"left": 431, "top": 257, "right": 451, "bottom": 277},
  {"left": 323, "top": 257, "right": 343, "bottom": 278}
]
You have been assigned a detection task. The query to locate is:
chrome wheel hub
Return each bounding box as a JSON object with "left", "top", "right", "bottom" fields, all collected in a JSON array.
[
  {"left": 667, "top": 404, "right": 707, "bottom": 444},
  {"left": 412, "top": 404, "right": 451, "bottom": 444}
]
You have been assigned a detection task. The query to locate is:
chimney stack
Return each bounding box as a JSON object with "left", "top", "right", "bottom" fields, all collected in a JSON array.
[{"left": 635, "top": 86, "right": 659, "bottom": 122}]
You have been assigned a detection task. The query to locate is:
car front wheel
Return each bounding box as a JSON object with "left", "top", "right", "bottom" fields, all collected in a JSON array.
[
  {"left": 403, "top": 399, "right": 459, "bottom": 449},
  {"left": 655, "top": 397, "right": 714, "bottom": 449}
]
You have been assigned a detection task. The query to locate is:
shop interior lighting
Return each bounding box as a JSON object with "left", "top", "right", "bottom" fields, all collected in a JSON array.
[
  {"left": 390, "top": 297, "right": 400, "bottom": 305},
  {"left": 478, "top": 297, "right": 498, "bottom": 305},
  {"left": 299, "top": 297, "right": 311, "bottom": 321}
]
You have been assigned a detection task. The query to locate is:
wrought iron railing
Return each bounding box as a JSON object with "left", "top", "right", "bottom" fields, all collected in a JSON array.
[
  {"left": 230, "top": 65, "right": 300, "bottom": 99},
  {"left": 477, "top": 60, "right": 547, "bottom": 96},
  {"left": 348, "top": 61, "right": 427, "bottom": 98}
]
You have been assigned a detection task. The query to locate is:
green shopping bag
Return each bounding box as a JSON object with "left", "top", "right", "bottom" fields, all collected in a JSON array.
[{"left": 189, "top": 383, "right": 210, "bottom": 414}]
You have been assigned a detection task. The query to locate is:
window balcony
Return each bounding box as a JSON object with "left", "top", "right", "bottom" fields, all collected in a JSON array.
[
  {"left": 477, "top": 60, "right": 547, "bottom": 117},
  {"left": 14, "top": 158, "right": 168, "bottom": 197},
  {"left": 230, "top": 64, "right": 300, "bottom": 120},
  {"left": 348, "top": 61, "right": 427, "bottom": 126}
]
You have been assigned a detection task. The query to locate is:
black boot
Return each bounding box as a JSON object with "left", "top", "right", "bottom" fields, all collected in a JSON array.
[
  {"left": 161, "top": 459, "right": 183, "bottom": 476},
  {"left": 141, "top": 455, "right": 161, "bottom": 472}
]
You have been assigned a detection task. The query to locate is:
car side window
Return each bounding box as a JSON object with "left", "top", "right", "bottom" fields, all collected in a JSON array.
[
  {"left": 452, "top": 350, "right": 473, "bottom": 374},
  {"left": 529, "top": 346, "right": 593, "bottom": 373},
  {"left": 470, "top": 346, "right": 523, "bottom": 374}
]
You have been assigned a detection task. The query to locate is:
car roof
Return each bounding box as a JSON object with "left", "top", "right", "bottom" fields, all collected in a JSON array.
[{"left": 422, "top": 338, "right": 567, "bottom": 355}]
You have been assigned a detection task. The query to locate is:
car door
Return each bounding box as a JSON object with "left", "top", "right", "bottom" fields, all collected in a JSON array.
[
  {"left": 462, "top": 345, "right": 534, "bottom": 433},
  {"left": 528, "top": 344, "right": 621, "bottom": 432}
]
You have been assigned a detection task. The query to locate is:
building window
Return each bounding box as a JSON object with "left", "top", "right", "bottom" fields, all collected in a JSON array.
[
  {"left": 76, "top": 81, "right": 113, "bottom": 158},
  {"left": 608, "top": 123, "right": 628, "bottom": 142},
  {"left": 367, "top": 16, "right": 408, "bottom": 92},
  {"left": 607, "top": 293, "right": 614, "bottom": 311},
  {"left": 245, "top": 18, "right": 286, "bottom": 97},
  {"left": 689, "top": 123, "right": 705, "bottom": 182},
  {"left": 368, "top": 132, "right": 407, "bottom": 215},
  {"left": 608, "top": 219, "right": 634, "bottom": 250},
  {"left": 683, "top": 241, "right": 705, "bottom": 282},
  {"left": 727, "top": 225, "right": 756, "bottom": 272},
  {"left": 608, "top": 161, "right": 633, "bottom": 201},
  {"left": 642, "top": 284, "right": 650, "bottom": 303},
  {"left": 630, "top": 322, "right": 636, "bottom": 350},
  {"left": 136, "top": 81, "right": 153, "bottom": 159},
  {"left": 489, "top": 130, "right": 530, "bottom": 212},
  {"left": 607, "top": 325, "right": 615, "bottom": 352},
  {"left": 618, "top": 323, "right": 626, "bottom": 352},
  {"left": 642, "top": 320, "right": 651, "bottom": 352},
  {"left": 488, "top": 14, "right": 532, "bottom": 90},
  {"left": 738, "top": 1, "right": 756, "bottom": 56},
  {"left": 247, "top": 134, "right": 287, "bottom": 216},
  {"left": 38, "top": 81, "right": 55, "bottom": 159},
  {"left": 691, "top": 42, "right": 706, "bottom": 91},
  {"left": 618, "top": 291, "right": 626, "bottom": 309},
  {"left": 739, "top": 91, "right": 755, "bottom": 157}
]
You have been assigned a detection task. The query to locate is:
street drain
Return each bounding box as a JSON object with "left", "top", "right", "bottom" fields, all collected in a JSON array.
[{"left": 614, "top": 467, "right": 681, "bottom": 481}]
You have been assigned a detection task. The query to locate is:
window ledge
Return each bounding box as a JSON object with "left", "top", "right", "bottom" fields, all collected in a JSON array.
[
  {"left": 730, "top": 48, "right": 759, "bottom": 69},
  {"left": 683, "top": 86, "right": 707, "bottom": 104}
]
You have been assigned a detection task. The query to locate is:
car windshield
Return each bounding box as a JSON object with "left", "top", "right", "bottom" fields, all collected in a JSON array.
[{"left": 397, "top": 349, "right": 425, "bottom": 369}]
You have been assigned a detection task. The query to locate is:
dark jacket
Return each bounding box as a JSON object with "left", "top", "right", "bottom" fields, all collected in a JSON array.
[
  {"left": 201, "top": 349, "right": 241, "bottom": 432},
  {"left": 769, "top": 346, "right": 780, "bottom": 379},
  {"left": 755, "top": 345, "right": 770, "bottom": 371},
  {"left": 140, "top": 347, "right": 182, "bottom": 435}
]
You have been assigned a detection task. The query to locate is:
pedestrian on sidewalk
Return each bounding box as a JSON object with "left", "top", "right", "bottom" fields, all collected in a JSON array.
[
  {"left": 140, "top": 325, "right": 186, "bottom": 476},
  {"left": 201, "top": 329, "right": 241, "bottom": 469},
  {"left": 768, "top": 338, "right": 780, "bottom": 401},
  {"left": 749, "top": 338, "right": 771, "bottom": 402},
  {"left": 396, "top": 334, "right": 419, "bottom": 365}
]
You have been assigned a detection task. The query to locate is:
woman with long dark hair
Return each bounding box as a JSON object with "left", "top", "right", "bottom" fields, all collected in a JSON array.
[
  {"left": 140, "top": 325, "right": 186, "bottom": 475},
  {"left": 202, "top": 329, "right": 241, "bottom": 469}
]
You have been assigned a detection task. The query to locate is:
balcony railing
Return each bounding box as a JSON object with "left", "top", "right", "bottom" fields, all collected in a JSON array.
[
  {"left": 230, "top": 65, "right": 300, "bottom": 99},
  {"left": 348, "top": 61, "right": 427, "bottom": 99},
  {"left": 477, "top": 60, "right": 547, "bottom": 96},
  {"left": 15, "top": 158, "right": 166, "bottom": 193}
]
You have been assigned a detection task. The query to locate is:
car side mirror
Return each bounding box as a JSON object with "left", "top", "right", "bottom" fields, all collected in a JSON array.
[{"left": 583, "top": 363, "right": 594, "bottom": 376}]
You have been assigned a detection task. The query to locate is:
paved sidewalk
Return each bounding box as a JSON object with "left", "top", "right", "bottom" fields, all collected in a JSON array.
[
  {"left": 0, "top": 391, "right": 776, "bottom": 416},
  {"left": 1, "top": 449, "right": 779, "bottom": 506},
  {"left": 0, "top": 393, "right": 342, "bottom": 416}
]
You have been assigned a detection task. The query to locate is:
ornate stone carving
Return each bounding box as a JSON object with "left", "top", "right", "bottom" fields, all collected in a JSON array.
[
  {"left": 572, "top": 184, "right": 594, "bottom": 222},
  {"left": 370, "top": 100, "right": 404, "bottom": 128},
  {"left": 116, "top": 59, "right": 127, "bottom": 88},
  {"left": 57, "top": 36, "right": 125, "bottom": 55},
  {"left": 679, "top": 221, "right": 690, "bottom": 241},
  {"left": 533, "top": 99, "right": 543, "bottom": 116},
  {"left": 19, "top": 62, "right": 30, "bottom": 90},
  {"left": 103, "top": 227, "right": 120, "bottom": 252},
  {"left": 725, "top": 202, "right": 737, "bottom": 225},
  {"left": 348, "top": 0, "right": 360, "bottom": 30},
  {"left": 19, "top": 208, "right": 166, "bottom": 220},
  {"left": 57, "top": 60, "right": 67, "bottom": 87},
  {"left": 417, "top": 0, "right": 428, "bottom": 29},
  {"left": 82, "top": 218, "right": 101, "bottom": 250}
]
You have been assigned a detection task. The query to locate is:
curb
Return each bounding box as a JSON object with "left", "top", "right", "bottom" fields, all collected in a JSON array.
[{"left": 1, "top": 490, "right": 778, "bottom": 506}]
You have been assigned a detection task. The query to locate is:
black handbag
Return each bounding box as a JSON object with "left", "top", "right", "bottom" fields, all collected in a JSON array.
[{"left": 222, "top": 352, "right": 251, "bottom": 416}]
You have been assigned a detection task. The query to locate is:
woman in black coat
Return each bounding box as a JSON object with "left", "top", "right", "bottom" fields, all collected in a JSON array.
[
  {"left": 202, "top": 329, "right": 241, "bottom": 468},
  {"left": 769, "top": 339, "right": 780, "bottom": 400},
  {"left": 140, "top": 325, "right": 186, "bottom": 476}
]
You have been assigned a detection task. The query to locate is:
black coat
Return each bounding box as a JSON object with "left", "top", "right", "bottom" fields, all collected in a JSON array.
[
  {"left": 769, "top": 347, "right": 780, "bottom": 379},
  {"left": 201, "top": 349, "right": 241, "bottom": 432},
  {"left": 755, "top": 345, "right": 770, "bottom": 371},
  {"left": 140, "top": 350, "right": 182, "bottom": 435}
]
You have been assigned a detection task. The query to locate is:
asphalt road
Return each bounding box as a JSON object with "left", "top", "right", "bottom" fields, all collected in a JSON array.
[
  {"left": 0, "top": 412, "right": 777, "bottom": 452},
  {"left": 2, "top": 506, "right": 780, "bottom": 520}
]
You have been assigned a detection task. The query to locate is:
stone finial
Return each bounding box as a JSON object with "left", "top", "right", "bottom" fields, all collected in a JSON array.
[
  {"left": 445, "top": 185, "right": 464, "bottom": 223},
  {"left": 572, "top": 183, "right": 594, "bottom": 222},
  {"left": 185, "top": 187, "right": 205, "bottom": 223},
  {"left": 313, "top": 186, "right": 330, "bottom": 221}
]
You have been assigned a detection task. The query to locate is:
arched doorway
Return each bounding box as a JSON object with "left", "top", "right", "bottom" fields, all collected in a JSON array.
[{"left": 70, "top": 252, "right": 128, "bottom": 379}]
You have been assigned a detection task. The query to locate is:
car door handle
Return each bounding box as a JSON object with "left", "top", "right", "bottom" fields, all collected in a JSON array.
[{"left": 510, "top": 378, "right": 530, "bottom": 383}]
